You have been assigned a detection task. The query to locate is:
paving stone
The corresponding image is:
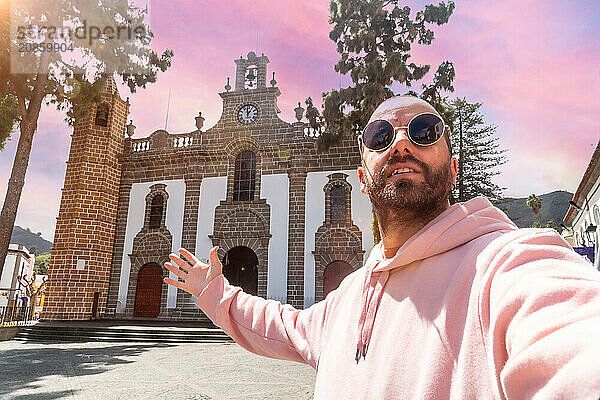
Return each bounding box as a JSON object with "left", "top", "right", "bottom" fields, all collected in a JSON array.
[{"left": 0, "top": 340, "right": 315, "bottom": 400}]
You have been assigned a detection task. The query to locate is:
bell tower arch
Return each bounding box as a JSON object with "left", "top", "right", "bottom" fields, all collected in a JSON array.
[{"left": 234, "top": 51, "right": 269, "bottom": 90}]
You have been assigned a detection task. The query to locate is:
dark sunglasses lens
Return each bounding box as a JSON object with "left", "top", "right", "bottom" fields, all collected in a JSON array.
[
  {"left": 409, "top": 114, "right": 444, "bottom": 145},
  {"left": 362, "top": 120, "right": 394, "bottom": 151}
]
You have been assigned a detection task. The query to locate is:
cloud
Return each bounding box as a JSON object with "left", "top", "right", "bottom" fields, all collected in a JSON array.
[{"left": 410, "top": 0, "right": 599, "bottom": 196}]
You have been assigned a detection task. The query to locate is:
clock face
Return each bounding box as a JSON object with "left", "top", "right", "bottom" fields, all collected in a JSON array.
[{"left": 238, "top": 104, "right": 258, "bottom": 124}]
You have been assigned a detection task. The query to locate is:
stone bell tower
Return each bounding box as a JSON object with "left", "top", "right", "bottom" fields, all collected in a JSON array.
[
  {"left": 43, "top": 75, "right": 129, "bottom": 320},
  {"left": 233, "top": 51, "right": 270, "bottom": 90}
]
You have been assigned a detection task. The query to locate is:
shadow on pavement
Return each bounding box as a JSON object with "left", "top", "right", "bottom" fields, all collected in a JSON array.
[
  {"left": 0, "top": 342, "right": 175, "bottom": 398},
  {"left": 10, "top": 390, "right": 78, "bottom": 400}
]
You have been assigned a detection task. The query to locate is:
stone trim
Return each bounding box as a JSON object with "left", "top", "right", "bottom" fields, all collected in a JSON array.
[
  {"left": 313, "top": 173, "right": 364, "bottom": 302},
  {"left": 211, "top": 237, "right": 270, "bottom": 298},
  {"left": 323, "top": 173, "right": 353, "bottom": 225},
  {"left": 125, "top": 230, "right": 173, "bottom": 317},
  {"left": 94, "top": 102, "right": 109, "bottom": 127},
  {"left": 225, "top": 137, "right": 262, "bottom": 203},
  {"left": 313, "top": 226, "right": 364, "bottom": 302},
  {"left": 144, "top": 184, "right": 169, "bottom": 229},
  {"left": 210, "top": 200, "right": 271, "bottom": 298}
]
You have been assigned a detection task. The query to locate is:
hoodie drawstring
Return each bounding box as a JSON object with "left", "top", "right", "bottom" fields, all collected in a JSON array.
[{"left": 355, "top": 262, "right": 389, "bottom": 362}]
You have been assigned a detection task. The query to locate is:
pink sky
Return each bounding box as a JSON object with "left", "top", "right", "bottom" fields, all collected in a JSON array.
[{"left": 1, "top": 0, "right": 598, "bottom": 241}]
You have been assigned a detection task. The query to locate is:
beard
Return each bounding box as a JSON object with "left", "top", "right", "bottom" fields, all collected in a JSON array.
[{"left": 364, "top": 154, "right": 453, "bottom": 225}]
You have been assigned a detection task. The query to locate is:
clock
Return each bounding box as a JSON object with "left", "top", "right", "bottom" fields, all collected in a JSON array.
[{"left": 238, "top": 104, "right": 258, "bottom": 124}]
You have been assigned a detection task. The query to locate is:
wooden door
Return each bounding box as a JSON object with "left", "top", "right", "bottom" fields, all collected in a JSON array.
[
  {"left": 134, "top": 263, "right": 162, "bottom": 318},
  {"left": 323, "top": 261, "right": 353, "bottom": 298}
]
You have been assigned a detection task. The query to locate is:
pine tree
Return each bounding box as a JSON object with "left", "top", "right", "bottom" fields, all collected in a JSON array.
[
  {"left": 445, "top": 98, "right": 507, "bottom": 204},
  {"left": 306, "top": 0, "right": 456, "bottom": 151}
]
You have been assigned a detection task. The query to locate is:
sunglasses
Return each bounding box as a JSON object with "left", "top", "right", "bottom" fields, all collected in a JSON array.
[{"left": 358, "top": 113, "right": 448, "bottom": 152}]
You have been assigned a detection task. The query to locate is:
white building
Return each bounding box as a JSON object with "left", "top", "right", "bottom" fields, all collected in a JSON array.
[
  {"left": 564, "top": 139, "right": 600, "bottom": 269},
  {"left": 0, "top": 244, "right": 35, "bottom": 308}
]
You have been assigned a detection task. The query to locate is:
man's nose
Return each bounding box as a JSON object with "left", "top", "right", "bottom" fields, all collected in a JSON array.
[{"left": 389, "top": 127, "right": 413, "bottom": 154}]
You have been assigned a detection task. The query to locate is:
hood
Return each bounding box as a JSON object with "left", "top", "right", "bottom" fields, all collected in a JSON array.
[{"left": 354, "top": 196, "right": 518, "bottom": 362}]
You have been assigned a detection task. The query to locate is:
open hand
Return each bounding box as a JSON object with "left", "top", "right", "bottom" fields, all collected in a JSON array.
[{"left": 163, "top": 246, "right": 223, "bottom": 297}]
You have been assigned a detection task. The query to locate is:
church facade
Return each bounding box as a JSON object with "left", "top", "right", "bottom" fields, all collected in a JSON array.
[{"left": 43, "top": 52, "right": 375, "bottom": 321}]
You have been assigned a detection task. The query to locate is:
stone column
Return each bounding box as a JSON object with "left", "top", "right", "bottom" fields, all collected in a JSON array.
[
  {"left": 287, "top": 171, "right": 307, "bottom": 308},
  {"left": 104, "top": 182, "right": 132, "bottom": 316},
  {"left": 177, "top": 177, "right": 202, "bottom": 309}
]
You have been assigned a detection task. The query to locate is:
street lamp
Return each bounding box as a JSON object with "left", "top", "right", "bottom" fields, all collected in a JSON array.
[
  {"left": 585, "top": 224, "right": 599, "bottom": 270},
  {"left": 585, "top": 224, "right": 597, "bottom": 244}
]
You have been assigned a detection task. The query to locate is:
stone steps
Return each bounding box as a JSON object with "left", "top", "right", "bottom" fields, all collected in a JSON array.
[{"left": 13, "top": 321, "right": 234, "bottom": 344}]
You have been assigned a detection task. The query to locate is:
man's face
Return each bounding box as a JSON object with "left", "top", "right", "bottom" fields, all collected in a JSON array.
[{"left": 357, "top": 97, "right": 458, "bottom": 220}]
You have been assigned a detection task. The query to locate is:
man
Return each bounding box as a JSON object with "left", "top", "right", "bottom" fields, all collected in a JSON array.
[{"left": 164, "top": 96, "right": 600, "bottom": 399}]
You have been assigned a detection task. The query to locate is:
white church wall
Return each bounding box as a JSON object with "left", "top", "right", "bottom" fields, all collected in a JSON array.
[
  {"left": 349, "top": 172, "right": 376, "bottom": 255},
  {"left": 304, "top": 170, "right": 374, "bottom": 308},
  {"left": 192, "top": 176, "right": 228, "bottom": 303},
  {"left": 117, "top": 179, "right": 186, "bottom": 312},
  {"left": 260, "top": 173, "right": 289, "bottom": 303}
]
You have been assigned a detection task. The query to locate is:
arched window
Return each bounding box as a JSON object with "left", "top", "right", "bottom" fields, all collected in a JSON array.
[
  {"left": 149, "top": 195, "right": 164, "bottom": 228},
  {"left": 594, "top": 205, "right": 600, "bottom": 225},
  {"left": 95, "top": 103, "right": 109, "bottom": 127},
  {"left": 234, "top": 151, "right": 256, "bottom": 201},
  {"left": 331, "top": 185, "right": 347, "bottom": 221}
]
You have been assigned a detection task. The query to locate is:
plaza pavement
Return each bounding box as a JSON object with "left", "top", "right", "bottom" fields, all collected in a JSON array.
[{"left": 0, "top": 340, "right": 316, "bottom": 400}]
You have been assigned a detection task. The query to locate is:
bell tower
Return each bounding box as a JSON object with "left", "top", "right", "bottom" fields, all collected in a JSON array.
[
  {"left": 234, "top": 51, "right": 269, "bottom": 90},
  {"left": 43, "top": 75, "right": 129, "bottom": 320},
  {"left": 218, "top": 52, "right": 282, "bottom": 128}
]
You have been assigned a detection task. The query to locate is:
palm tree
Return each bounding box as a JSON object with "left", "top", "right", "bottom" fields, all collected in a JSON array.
[{"left": 526, "top": 194, "right": 543, "bottom": 226}]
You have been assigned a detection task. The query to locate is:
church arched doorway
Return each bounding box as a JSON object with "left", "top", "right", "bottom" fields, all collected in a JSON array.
[
  {"left": 134, "top": 263, "right": 162, "bottom": 318},
  {"left": 222, "top": 246, "right": 258, "bottom": 295},
  {"left": 323, "top": 260, "right": 353, "bottom": 297}
]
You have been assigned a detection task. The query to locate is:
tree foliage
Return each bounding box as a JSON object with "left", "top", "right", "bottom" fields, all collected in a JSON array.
[
  {"left": 532, "top": 220, "right": 559, "bottom": 231},
  {"left": 0, "top": 94, "right": 20, "bottom": 150},
  {"left": 526, "top": 194, "right": 543, "bottom": 224},
  {"left": 1, "top": 1, "right": 174, "bottom": 128},
  {"left": 445, "top": 98, "right": 507, "bottom": 203},
  {"left": 308, "top": 0, "right": 456, "bottom": 151},
  {"left": 34, "top": 253, "right": 51, "bottom": 274},
  {"left": 0, "top": 0, "right": 173, "bottom": 275}
]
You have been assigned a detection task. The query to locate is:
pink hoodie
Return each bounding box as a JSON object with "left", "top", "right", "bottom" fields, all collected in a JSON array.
[{"left": 196, "top": 197, "right": 600, "bottom": 399}]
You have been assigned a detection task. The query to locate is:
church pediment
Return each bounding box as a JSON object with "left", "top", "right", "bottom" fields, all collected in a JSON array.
[{"left": 147, "top": 129, "right": 171, "bottom": 149}]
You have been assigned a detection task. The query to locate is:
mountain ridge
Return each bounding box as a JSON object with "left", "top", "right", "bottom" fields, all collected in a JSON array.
[
  {"left": 496, "top": 190, "right": 573, "bottom": 228},
  {"left": 10, "top": 226, "right": 53, "bottom": 254}
]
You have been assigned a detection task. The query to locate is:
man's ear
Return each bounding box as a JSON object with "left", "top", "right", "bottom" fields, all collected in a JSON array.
[
  {"left": 357, "top": 166, "right": 368, "bottom": 194},
  {"left": 450, "top": 157, "right": 458, "bottom": 185}
]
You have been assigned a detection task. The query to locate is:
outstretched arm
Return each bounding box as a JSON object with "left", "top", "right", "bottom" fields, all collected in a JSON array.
[
  {"left": 480, "top": 230, "right": 600, "bottom": 399},
  {"left": 164, "top": 247, "right": 328, "bottom": 369}
]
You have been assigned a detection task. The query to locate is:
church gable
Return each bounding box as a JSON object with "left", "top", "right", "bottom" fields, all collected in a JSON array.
[{"left": 94, "top": 52, "right": 370, "bottom": 318}]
